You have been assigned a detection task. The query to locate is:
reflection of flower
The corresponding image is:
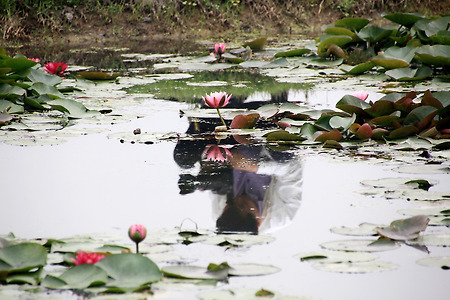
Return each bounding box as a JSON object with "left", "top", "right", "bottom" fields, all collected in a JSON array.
[
  {"left": 28, "top": 58, "right": 40, "bottom": 63},
  {"left": 202, "top": 145, "right": 232, "bottom": 162},
  {"left": 129, "top": 224, "right": 147, "bottom": 253},
  {"left": 72, "top": 252, "right": 105, "bottom": 265},
  {"left": 353, "top": 91, "right": 369, "bottom": 101},
  {"left": 44, "top": 62, "right": 68, "bottom": 76},
  {"left": 202, "top": 92, "right": 232, "bottom": 128}
]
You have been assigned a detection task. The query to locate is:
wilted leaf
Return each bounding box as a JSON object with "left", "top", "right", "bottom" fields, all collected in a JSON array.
[
  {"left": 376, "top": 215, "right": 430, "bottom": 241},
  {"left": 230, "top": 113, "right": 259, "bottom": 129}
]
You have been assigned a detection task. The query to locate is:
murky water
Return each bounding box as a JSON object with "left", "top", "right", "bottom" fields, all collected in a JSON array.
[{"left": 1, "top": 46, "right": 449, "bottom": 300}]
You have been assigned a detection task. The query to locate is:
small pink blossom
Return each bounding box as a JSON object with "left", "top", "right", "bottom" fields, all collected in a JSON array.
[
  {"left": 353, "top": 91, "right": 369, "bottom": 101},
  {"left": 72, "top": 252, "right": 105, "bottom": 265},
  {"left": 214, "top": 43, "right": 226, "bottom": 56},
  {"left": 28, "top": 58, "right": 40, "bottom": 63},
  {"left": 128, "top": 224, "right": 147, "bottom": 244},
  {"left": 202, "top": 92, "right": 232, "bottom": 109},
  {"left": 202, "top": 145, "right": 232, "bottom": 162},
  {"left": 44, "top": 62, "right": 68, "bottom": 76}
]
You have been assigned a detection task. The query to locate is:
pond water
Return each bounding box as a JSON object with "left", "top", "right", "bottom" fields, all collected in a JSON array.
[{"left": 1, "top": 44, "right": 449, "bottom": 299}]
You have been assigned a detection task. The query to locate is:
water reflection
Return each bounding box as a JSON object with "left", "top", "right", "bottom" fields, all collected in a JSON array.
[{"left": 174, "top": 126, "right": 303, "bottom": 235}]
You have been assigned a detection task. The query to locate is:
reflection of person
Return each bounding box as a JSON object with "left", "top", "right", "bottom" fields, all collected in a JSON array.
[{"left": 212, "top": 143, "right": 303, "bottom": 234}]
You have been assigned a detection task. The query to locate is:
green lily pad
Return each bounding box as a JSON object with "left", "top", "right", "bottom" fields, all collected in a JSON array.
[
  {"left": 46, "top": 264, "right": 108, "bottom": 289},
  {"left": 336, "top": 95, "right": 371, "bottom": 115},
  {"left": 30, "top": 82, "right": 64, "bottom": 99},
  {"left": 77, "top": 71, "right": 120, "bottom": 81},
  {"left": 385, "top": 66, "right": 433, "bottom": 81},
  {"left": 330, "top": 223, "right": 380, "bottom": 236},
  {"left": 376, "top": 215, "right": 430, "bottom": 241},
  {"left": 47, "top": 99, "right": 100, "bottom": 118},
  {"left": 242, "top": 38, "right": 267, "bottom": 51},
  {"left": 297, "top": 250, "right": 378, "bottom": 263},
  {"left": 383, "top": 12, "right": 424, "bottom": 27},
  {"left": 416, "top": 256, "right": 450, "bottom": 269},
  {"left": 407, "top": 234, "right": 450, "bottom": 247},
  {"left": 404, "top": 106, "right": 438, "bottom": 130},
  {"left": 265, "top": 130, "right": 306, "bottom": 143},
  {"left": 312, "top": 261, "right": 398, "bottom": 273},
  {"left": 197, "top": 288, "right": 318, "bottom": 300},
  {"left": 371, "top": 46, "right": 416, "bottom": 69},
  {"left": 371, "top": 114, "right": 400, "bottom": 126},
  {"left": 27, "top": 68, "right": 62, "bottom": 86},
  {"left": 340, "top": 61, "right": 375, "bottom": 75},
  {"left": 162, "top": 265, "right": 228, "bottom": 280},
  {"left": 0, "top": 243, "right": 47, "bottom": 273},
  {"left": 228, "top": 263, "right": 280, "bottom": 276},
  {"left": 317, "top": 36, "right": 353, "bottom": 57},
  {"left": 325, "top": 27, "right": 360, "bottom": 41},
  {"left": 274, "top": 48, "right": 311, "bottom": 58},
  {"left": 335, "top": 17, "right": 370, "bottom": 31},
  {"left": 320, "top": 238, "right": 400, "bottom": 252},
  {"left": 415, "top": 45, "right": 450, "bottom": 66},
  {"left": 0, "top": 99, "right": 24, "bottom": 114},
  {"left": 96, "top": 253, "right": 162, "bottom": 292},
  {"left": 387, "top": 125, "right": 419, "bottom": 139},
  {"left": 358, "top": 25, "right": 393, "bottom": 43}
]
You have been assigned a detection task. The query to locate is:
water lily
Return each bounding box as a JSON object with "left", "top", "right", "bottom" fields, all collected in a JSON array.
[
  {"left": 44, "top": 62, "right": 68, "bottom": 76},
  {"left": 214, "top": 43, "right": 226, "bottom": 59},
  {"left": 353, "top": 91, "right": 369, "bottom": 101},
  {"left": 72, "top": 252, "right": 105, "bottom": 265},
  {"left": 202, "top": 91, "right": 232, "bottom": 128},
  {"left": 129, "top": 224, "right": 147, "bottom": 253},
  {"left": 202, "top": 145, "right": 232, "bottom": 162}
]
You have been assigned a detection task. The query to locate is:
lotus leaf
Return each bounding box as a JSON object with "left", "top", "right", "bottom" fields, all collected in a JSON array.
[
  {"left": 96, "top": 253, "right": 162, "bottom": 292},
  {"left": 383, "top": 12, "right": 424, "bottom": 28},
  {"left": 230, "top": 113, "right": 260, "bottom": 129},
  {"left": 162, "top": 265, "right": 228, "bottom": 280},
  {"left": 376, "top": 215, "right": 429, "bottom": 241},
  {"left": 27, "top": 68, "right": 62, "bottom": 86},
  {"left": 317, "top": 35, "right": 352, "bottom": 57},
  {"left": 430, "top": 30, "right": 450, "bottom": 45},
  {"left": 314, "top": 130, "right": 343, "bottom": 142},
  {"left": 336, "top": 95, "right": 371, "bottom": 116},
  {"left": 47, "top": 99, "right": 100, "bottom": 118},
  {"left": 421, "top": 16, "right": 450, "bottom": 38},
  {"left": 0, "top": 243, "right": 47, "bottom": 273},
  {"left": 242, "top": 38, "right": 267, "bottom": 51},
  {"left": 334, "top": 17, "right": 370, "bottom": 31},
  {"left": 329, "top": 114, "right": 356, "bottom": 131},
  {"left": 387, "top": 125, "right": 419, "bottom": 139},
  {"left": 46, "top": 264, "right": 108, "bottom": 289},
  {"left": 325, "top": 27, "right": 360, "bottom": 41},
  {"left": 77, "top": 71, "right": 120, "bottom": 80},
  {"left": 416, "top": 256, "right": 450, "bottom": 269},
  {"left": 320, "top": 238, "right": 400, "bottom": 252},
  {"left": 30, "top": 82, "right": 64, "bottom": 99},
  {"left": 365, "top": 100, "right": 396, "bottom": 117},
  {"left": 340, "top": 61, "right": 375, "bottom": 75},
  {"left": 330, "top": 223, "right": 380, "bottom": 236},
  {"left": 385, "top": 66, "right": 433, "bottom": 81},
  {"left": 265, "top": 130, "right": 306, "bottom": 142},
  {"left": 0, "top": 56, "right": 37, "bottom": 73},
  {"left": 415, "top": 45, "right": 450, "bottom": 66},
  {"left": 358, "top": 26, "right": 393, "bottom": 43},
  {"left": 403, "top": 106, "right": 438, "bottom": 130},
  {"left": 274, "top": 48, "right": 311, "bottom": 58},
  {"left": 371, "top": 46, "right": 416, "bottom": 69},
  {"left": 312, "top": 261, "right": 398, "bottom": 273},
  {"left": 0, "top": 99, "right": 24, "bottom": 114}
]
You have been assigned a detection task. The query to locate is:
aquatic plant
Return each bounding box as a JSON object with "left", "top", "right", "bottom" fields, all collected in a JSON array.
[
  {"left": 353, "top": 91, "right": 369, "bottom": 101},
  {"left": 43, "top": 62, "right": 68, "bottom": 76},
  {"left": 72, "top": 251, "right": 105, "bottom": 265},
  {"left": 128, "top": 224, "right": 147, "bottom": 253},
  {"left": 214, "top": 43, "right": 226, "bottom": 60},
  {"left": 202, "top": 91, "right": 232, "bottom": 128},
  {"left": 202, "top": 145, "right": 233, "bottom": 162}
]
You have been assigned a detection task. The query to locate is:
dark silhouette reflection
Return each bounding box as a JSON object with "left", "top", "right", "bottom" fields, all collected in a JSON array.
[{"left": 174, "top": 119, "right": 303, "bottom": 234}]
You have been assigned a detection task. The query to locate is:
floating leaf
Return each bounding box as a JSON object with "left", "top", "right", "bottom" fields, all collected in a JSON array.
[
  {"left": 242, "top": 38, "right": 267, "bottom": 51},
  {"left": 340, "top": 61, "right": 375, "bottom": 75},
  {"left": 416, "top": 256, "right": 450, "bottom": 269},
  {"left": 330, "top": 223, "right": 380, "bottom": 236},
  {"left": 376, "top": 215, "right": 429, "bottom": 241},
  {"left": 325, "top": 27, "right": 360, "bottom": 41},
  {"left": 228, "top": 263, "right": 280, "bottom": 276},
  {"left": 77, "top": 71, "right": 120, "bottom": 80},
  {"left": 197, "top": 288, "right": 316, "bottom": 300},
  {"left": 314, "top": 130, "right": 343, "bottom": 142},
  {"left": 407, "top": 234, "right": 450, "bottom": 247},
  {"left": 265, "top": 130, "right": 306, "bottom": 142},
  {"left": 404, "top": 106, "right": 438, "bottom": 130},
  {"left": 297, "top": 250, "right": 378, "bottom": 263},
  {"left": 162, "top": 265, "right": 228, "bottom": 280},
  {"left": 0, "top": 243, "right": 47, "bottom": 273},
  {"left": 335, "top": 17, "right": 370, "bottom": 31},
  {"left": 56, "top": 264, "right": 108, "bottom": 289},
  {"left": 317, "top": 36, "right": 353, "bottom": 57},
  {"left": 383, "top": 12, "right": 424, "bottom": 27},
  {"left": 48, "top": 99, "right": 100, "bottom": 118},
  {"left": 312, "top": 261, "right": 398, "bottom": 273},
  {"left": 358, "top": 26, "right": 393, "bottom": 43},
  {"left": 371, "top": 46, "right": 416, "bottom": 69},
  {"left": 385, "top": 66, "right": 433, "bottom": 81},
  {"left": 274, "top": 48, "right": 311, "bottom": 58},
  {"left": 415, "top": 45, "right": 450, "bottom": 66},
  {"left": 96, "top": 253, "right": 162, "bottom": 292},
  {"left": 336, "top": 95, "right": 371, "bottom": 116},
  {"left": 387, "top": 125, "right": 419, "bottom": 139},
  {"left": 230, "top": 113, "right": 260, "bottom": 129},
  {"left": 320, "top": 239, "right": 400, "bottom": 252}
]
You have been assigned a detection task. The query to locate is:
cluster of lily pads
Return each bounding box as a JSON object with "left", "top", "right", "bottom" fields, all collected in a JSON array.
[
  {"left": 286, "top": 13, "right": 450, "bottom": 80},
  {"left": 0, "top": 46, "right": 98, "bottom": 127}
]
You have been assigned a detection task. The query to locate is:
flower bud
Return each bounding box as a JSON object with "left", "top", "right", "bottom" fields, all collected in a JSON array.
[{"left": 128, "top": 224, "right": 147, "bottom": 244}]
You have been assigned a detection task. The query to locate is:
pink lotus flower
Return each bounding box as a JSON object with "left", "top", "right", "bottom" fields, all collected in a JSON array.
[
  {"left": 202, "top": 145, "right": 232, "bottom": 162},
  {"left": 129, "top": 224, "right": 147, "bottom": 253},
  {"left": 44, "top": 62, "right": 68, "bottom": 76},
  {"left": 202, "top": 92, "right": 231, "bottom": 109},
  {"left": 28, "top": 58, "right": 40, "bottom": 63},
  {"left": 353, "top": 91, "right": 369, "bottom": 101},
  {"left": 214, "top": 43, "right": 226, "bottom": 56},
  {"left": 202, "top": 92, "right": 232, "bottom": 128},
  {"left": 72, "top": 252, "right": 105, "bottom": 265}
]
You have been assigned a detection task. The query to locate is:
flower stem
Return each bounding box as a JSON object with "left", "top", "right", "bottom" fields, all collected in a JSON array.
[
  {"left": 136, "top": 243, "right": 139, "bottom": 254},
  {"left": 216, "top": 108, "right": 227, "bottom": 128}
]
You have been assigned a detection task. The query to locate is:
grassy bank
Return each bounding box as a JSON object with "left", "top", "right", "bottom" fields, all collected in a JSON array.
[{"left": 1, "top": 0, "right": 449, "bottom": 44}]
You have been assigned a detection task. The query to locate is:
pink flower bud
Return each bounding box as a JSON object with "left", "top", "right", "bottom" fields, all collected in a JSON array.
[
  {"left": 352, "top": 91, "right": 369, "bottom": 101},
  {"left": 128, "top": 224, "right": 147, "bottom": 244}
]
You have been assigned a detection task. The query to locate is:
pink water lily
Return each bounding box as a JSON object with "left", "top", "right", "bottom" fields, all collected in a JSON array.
[
  {"left": 202, "top": 92, "right": 232, "bottom": 128},
  {"left": 44, "top": 62, "right": 68, "bottom": 76},
  {"left": 129, "top": 224, "right": 147, "bottom": 253},
  {"left": 202, "top": 145, "right": 232, "bottom": 162},
  {"left": 214, "top": 43, "right": 226, "bottom": 56},
  {"left": 28, "top": 58, "right": 40, "bottom": 63},
  {"left": 353, "top": 91, "right": 369, "bottom": 101},
  {"left": 72, "top": 252, "right": 105, "bottom": 265}
]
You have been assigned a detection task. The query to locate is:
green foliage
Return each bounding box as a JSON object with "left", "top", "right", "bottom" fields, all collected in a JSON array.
[{"left": 0, "top": 47, "right": 98, "bottom": 127}]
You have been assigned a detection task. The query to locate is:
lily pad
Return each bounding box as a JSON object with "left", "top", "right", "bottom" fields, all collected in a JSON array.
[
  {"left": 340, "top": 61, "right": 375, "bottom": 75},
  {"left": 376, "top": 215, "right": 430, "bottom": 241},
  {"left": 0, "top": 243, "right": 47, "bottom": 273},
  {"left": 415, "top": 45, "right": 450, "bottom": 66},
  {"left": 335, "top": 17, "right": 370, "bottom": 31},
  {"left": 358, "top": 25, "right": 393, "bottom": 43},
  {"left": 383, "top": 12, "right": 424, "bottom": 27},
  {"left": 330, "top": 223, "right": 380, "bottom": 236},
  {"left": 45, "top": 264, "right": 108, "bottom": 289},
  {"left": 385, "top": 66, "right": 433, "bottom": 81},
  {"left": 77, "top": 71, "right": 120, "bottom": 81},
  {"left": 161, "top": 265, "right": 228, "bottom": 280},
  {"left": 312, "top": 261, "right": 398, "bottom": 273},
  {"left": 197, "top": 288, "right": 318, "bottom": 300},
  {"left": 228, "top": 263, "right": 281, "bottom": 276},
  {"left": 274, "top": 48, "right": 311, "bottom": 58},
  {"left": 297, "top": 250, "right": 378, "bottom": 263},
  {"left": 320, "top": 238, "right": 400, "bottom": 252},
  {"left": 406, "top": 234, "right": 450, "bottom": 247},
  {"left": 242, "top": 38, "right": 267, "bottom": 51},
  {"left": 416, "top": 256, "right": 450, "bottom": 269}
]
